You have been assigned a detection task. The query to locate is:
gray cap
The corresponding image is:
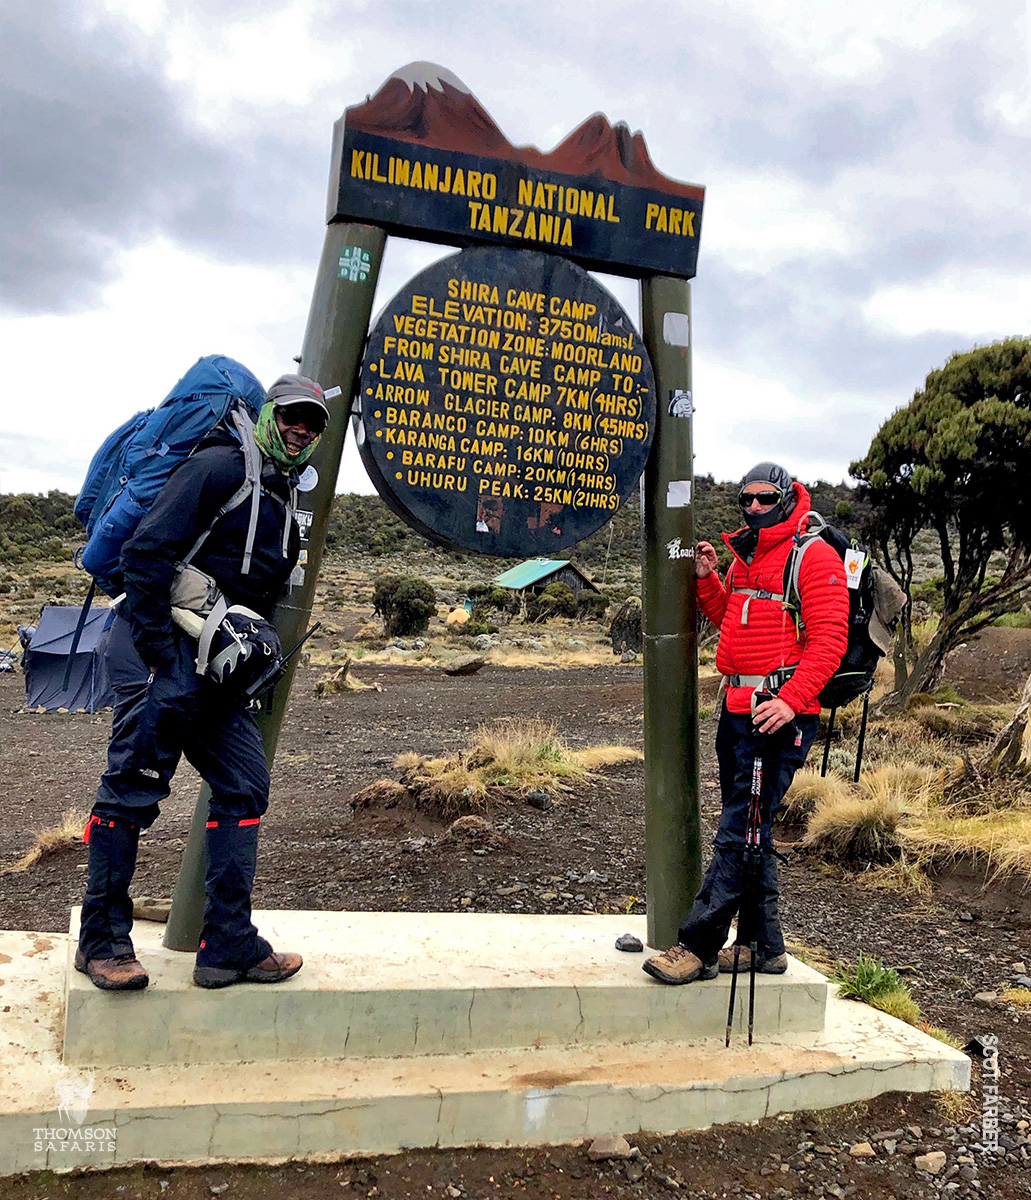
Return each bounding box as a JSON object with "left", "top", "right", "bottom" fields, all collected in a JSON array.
[
  {"left": 267, "top": 374, "right": 329, "bottom": 430},
  {"left": 742, "top": 461, "right": 793, "bottom": 494}
]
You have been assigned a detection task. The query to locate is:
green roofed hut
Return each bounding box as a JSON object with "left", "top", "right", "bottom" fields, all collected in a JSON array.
[{"left": 493, "top": 559, "right": 600, "bottom": 598}]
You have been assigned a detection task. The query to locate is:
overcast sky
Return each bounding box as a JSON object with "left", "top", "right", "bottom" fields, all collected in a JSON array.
[{"left": 2, "top": 0, "right": 1028, "bottom": 498}]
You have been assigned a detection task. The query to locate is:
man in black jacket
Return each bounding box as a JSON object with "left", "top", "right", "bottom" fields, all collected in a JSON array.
[{"left": 77, "top": 373, "right": 328, "bottom": 991}]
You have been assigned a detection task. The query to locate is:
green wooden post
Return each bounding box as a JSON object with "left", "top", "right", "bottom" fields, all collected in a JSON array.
[
  {"left": 639, "top": 277, "right": 700, "bottom": 950},
  {"left": 163, "top": 222, "right": 386, "bottom": 951}
]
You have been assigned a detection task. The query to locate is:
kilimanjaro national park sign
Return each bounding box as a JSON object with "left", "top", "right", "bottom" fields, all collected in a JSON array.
[
  {"left": 331, "top": 64, "right": 704, "bottom": 280},
  {"left": 355, "top": 246, "right": 656, "bottom": 556}
]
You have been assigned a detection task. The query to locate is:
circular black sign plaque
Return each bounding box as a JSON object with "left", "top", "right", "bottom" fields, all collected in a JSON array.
[{"left": 355, "top": 246, "right": 656, "bottom": 557}]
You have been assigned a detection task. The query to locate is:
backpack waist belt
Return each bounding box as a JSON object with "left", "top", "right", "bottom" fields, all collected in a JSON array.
[
  {"left": 733, "top": 587, "right": 784, "bottom": 601},
  {"left": 725, "top": 666, "right": 797, "bottom": 691}
]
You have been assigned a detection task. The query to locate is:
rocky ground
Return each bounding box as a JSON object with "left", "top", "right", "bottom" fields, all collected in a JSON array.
[{"left": 1, "top": 629, "right": 1029, "bottom": 1199}]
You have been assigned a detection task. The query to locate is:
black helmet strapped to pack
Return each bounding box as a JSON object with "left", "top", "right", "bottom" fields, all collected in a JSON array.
[
  {"left": 172, "top": 602, "right": 283, "bottom": 700},
  {"left": 206, "top": 609, "right": 283, "bottom": 693}
]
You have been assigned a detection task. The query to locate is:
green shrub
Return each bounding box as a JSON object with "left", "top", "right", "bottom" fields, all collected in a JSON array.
[
  {"left": 467, "top": 583, "right": 518, "bottom": 616},
  {"left": 833, "top": 953, "right": 922, "bottom": 1025},
  {"left": 526, "top": 581, "right": 577, "bottom": 622},
  {"left": 448, "top": 619, "right": 498, "bottom": 637},
  {"left": 994, "top": 608, "right": 1031, "bottom": 629},
  {"left": 833, "top": 952, "right": 904, "bottom": 1001},
  {"left": 373, "top": 574, "right": 437, "bottom": 637},
  {"left": 575, "top": 590, "right": 609, "bottom": 620}
]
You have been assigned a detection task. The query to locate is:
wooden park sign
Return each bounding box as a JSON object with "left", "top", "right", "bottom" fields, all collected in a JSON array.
[
  {"left": 330, "top": 64, "right": 704, "bottom": 281},
  {"left": 342, "top": 63, "right": 705, "bottom": 555}
]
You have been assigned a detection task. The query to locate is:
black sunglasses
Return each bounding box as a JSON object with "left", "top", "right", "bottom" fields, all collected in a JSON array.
[{"left": 738, "top": 489, "right": 782, "bottom": 507}]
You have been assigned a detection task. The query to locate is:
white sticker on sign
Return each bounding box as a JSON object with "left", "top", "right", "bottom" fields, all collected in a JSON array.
[
  {"left": 324, "top": 386, "right": 342, "bottom": 399},
  {"left": 666, "top": 480, "right": 692, "bottom": 508},
  {"left": 845, "top": 551, "right": 865, "bottom": 590},
  {"left": 663, "top": 312, "right": 690, "bottom": 347}
]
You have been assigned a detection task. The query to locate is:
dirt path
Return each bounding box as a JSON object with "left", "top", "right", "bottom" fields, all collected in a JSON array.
[{"left": 1, "top": 662, "right": 1028, "bottom": 1198}]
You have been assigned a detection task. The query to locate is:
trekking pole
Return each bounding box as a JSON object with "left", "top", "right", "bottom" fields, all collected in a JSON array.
[
  {"left": 745, "top": 760, "right": 763, "bottom": 1046},
  {"left": 726, "top": 693, "right": 768, "bottom": 1047},
  {"left": 852, "top": 690, "right": 871, "bottom": 783},
  {"left": 820, "top": 706, "right": 836, "bottom": 778}
]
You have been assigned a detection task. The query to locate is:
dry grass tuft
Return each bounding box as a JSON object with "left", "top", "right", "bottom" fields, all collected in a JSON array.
[
  {"left": 438, "top": 814, "right": 508, "bottom": 849},
  {"left": 901, "top": 808, "right": 1031, "bottom": 882},
  {"left": 920, "top": 1022, "right": 964, "bottom": 1050},
  {"left": 569, "top": 745, "right": 643, "bottom": 769},
  {"left": 3, "top": 808, "right": 88, "bottom": 874},
  {"left": 934, "top": 1089, "right": 978, "bottom": 1124},
  {"left": 861, "top": 854, "right": 934, "bottom": 896},
  {"left": 350, "top": 779, "right": 410, "bottom": 810},
  {"left": 314, "top": 658, "right": 375, "bottom": 696},
  {"left": 872, "top": 989, "right": 922, "bottom": 1024},
  {"left": 909, "top": 703, "right": 1010, "bottom": 741},
  {"left": 803, "top": 789, "right": 903, "bottom": 865},
  {"left": 355, "top": 719, "right": 638, "bottom": 822},
  {"left": 856, "top": 763, "right": 940, "bottom": 815},
  {"left": 1001, "top": 987, "right": 1031, "bottom": 1009},
  {"left": 780, "top": 768, "right": 851, "bottom": 827}
]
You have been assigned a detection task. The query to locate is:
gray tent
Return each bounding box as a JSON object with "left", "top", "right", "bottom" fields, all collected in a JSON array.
[{"left": 22, "top": 605, "right": 115, "bottom": 712}]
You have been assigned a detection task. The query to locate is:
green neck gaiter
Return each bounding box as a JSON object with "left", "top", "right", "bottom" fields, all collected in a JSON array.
[{"left": 253, "top": 401, "right": 320, "bottom": 470}]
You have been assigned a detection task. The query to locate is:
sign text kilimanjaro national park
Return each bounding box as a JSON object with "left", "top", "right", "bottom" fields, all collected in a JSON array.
[{"left": 330, "top": 64, "right": 705, "bottom": 279}]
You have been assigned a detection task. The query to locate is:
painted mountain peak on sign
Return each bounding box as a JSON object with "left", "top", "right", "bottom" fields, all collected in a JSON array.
[
  {"left": 349, "top": 62, "right": 512, "bottom": 157},
  {"left": 346, "top": 63, "right": 703, "bottom": 202}
]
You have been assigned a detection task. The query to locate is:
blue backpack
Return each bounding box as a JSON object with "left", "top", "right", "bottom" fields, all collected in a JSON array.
[{"left": 75, "top": 355, "right": 267, "bottom": 596}]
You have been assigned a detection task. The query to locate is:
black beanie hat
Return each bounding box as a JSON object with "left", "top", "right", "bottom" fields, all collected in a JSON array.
[{"left": 741, "top": 461, "right": 797, "bottom": 530}]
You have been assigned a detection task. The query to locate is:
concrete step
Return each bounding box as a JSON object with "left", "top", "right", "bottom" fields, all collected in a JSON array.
[
  {"left": 1, "top": 925, "right": 968, "bottom": 1177},
  {"left": 64, "top": 911, "right": 829, "bottom": 1067}
]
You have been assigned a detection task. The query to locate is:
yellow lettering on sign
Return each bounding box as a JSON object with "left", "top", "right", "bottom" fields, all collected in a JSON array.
[{"left": 645, "top": 203, "right": 696, "bottom": 236}]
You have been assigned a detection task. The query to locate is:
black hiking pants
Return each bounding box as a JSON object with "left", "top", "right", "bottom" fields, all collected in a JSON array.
[
  {"left": 78, "top": 614, "right": 272, "bottom": 970},
  {"left": 677, "top": 704, "right": 819, "bottom": 963}
]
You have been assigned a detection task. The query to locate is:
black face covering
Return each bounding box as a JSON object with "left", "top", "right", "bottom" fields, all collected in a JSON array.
[{"left": 741, "top": 461, "right": 796, "bottom": 530}]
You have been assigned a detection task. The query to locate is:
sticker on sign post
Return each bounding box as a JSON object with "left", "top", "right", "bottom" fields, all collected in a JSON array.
[
  {"left": 668, "top": 390, "right": 693, "bottom": 418},
  {"left": 338, "top": 247, "right": 371, "bottom": 281},
  {"left": 663, "top": 312, "right": 690, "bottom": 346},
  {"left": 666, "top": 480, "right": 692, "bottom": 508}
]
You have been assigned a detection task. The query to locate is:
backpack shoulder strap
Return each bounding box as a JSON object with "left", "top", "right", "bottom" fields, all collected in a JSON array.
[{"left": 180, "top": 405, "right": 262, "bottom": 571}]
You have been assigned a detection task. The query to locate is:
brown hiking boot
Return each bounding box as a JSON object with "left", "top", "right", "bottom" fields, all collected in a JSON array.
[
  {"left": 193, "top": 950, "right": 303, "bottom": 989},
  {"left": 74, "top": 948, "right": 149, "bottom": 991},
  {"left": 717, "top": 946, "right": 788, "bottom": 974},
  {"left": 642, "top": 944, "right": 718, "bottom": 985}
]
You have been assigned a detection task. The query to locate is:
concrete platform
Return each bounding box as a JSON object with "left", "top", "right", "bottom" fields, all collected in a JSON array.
[
  {"left": 0, "top": 917, "right": 969, "bottom": 1176},
  {"left": 64, "top": 911, "right": 829, "bottom": 1066}
]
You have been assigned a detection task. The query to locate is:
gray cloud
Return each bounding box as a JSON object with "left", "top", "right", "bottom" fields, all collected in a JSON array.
[
  {"left": 2, "top": 0, "right": 1026, "bottom": 435},
  {"left": 0, "top": 3, "right": 332, "bottom": 314}
]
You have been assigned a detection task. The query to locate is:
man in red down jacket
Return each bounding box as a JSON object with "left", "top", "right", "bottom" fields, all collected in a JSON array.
[{"left": 644, "top": 462, "right": 849, "bottom": 985}]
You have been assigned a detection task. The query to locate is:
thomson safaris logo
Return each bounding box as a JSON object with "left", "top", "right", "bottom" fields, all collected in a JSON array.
[{"left": 33, "top": 1070, "right": 117, "bottom": 1154}]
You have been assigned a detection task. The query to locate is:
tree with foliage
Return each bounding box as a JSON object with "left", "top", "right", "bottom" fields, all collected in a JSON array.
[
  {"left": 851, "top": 338, "right": 1031, "bottom": 703},
  {"left": 372, "top": 574, "right": 437, "bottom": 637},
  {"left": 526, "top": 581, "right": 578, "bottom": 622}
]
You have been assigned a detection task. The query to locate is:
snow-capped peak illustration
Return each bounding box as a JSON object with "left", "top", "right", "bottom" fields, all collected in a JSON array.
[{"left": 346, "top": 64, "right": 703, "bottom": 200}]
